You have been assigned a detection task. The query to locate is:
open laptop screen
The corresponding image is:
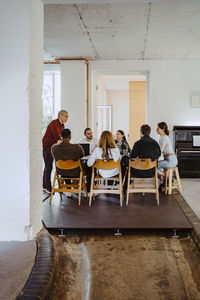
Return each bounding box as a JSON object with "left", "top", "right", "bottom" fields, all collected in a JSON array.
[{"left": 79, "top": 143, "right": 90, "bottom": 156}]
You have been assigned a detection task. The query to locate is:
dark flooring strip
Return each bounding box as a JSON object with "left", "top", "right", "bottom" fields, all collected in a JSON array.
[
  {"left": 16, "top": 229, "right": 57, "bottom": 300},
  {"left": 174, "top": 193, "right": 200, "bottom": 251}
]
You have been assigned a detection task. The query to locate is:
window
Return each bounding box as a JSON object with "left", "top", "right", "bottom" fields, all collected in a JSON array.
[{"left": 42, "top": 71, "right": 61, "bottom": 135}]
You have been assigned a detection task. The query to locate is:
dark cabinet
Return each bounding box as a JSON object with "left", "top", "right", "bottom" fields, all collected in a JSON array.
[{"left": 173, "top": 126, "right": 200, "bottom": 177}]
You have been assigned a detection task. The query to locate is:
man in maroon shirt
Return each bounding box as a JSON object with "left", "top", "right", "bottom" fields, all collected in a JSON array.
[{"left": 42, "top": 110, "right": 69, "bottom": 193}]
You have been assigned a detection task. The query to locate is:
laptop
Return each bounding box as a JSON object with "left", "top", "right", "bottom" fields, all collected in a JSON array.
[{"left": 79, "top": 143, "right": 90, "bottom": 156}]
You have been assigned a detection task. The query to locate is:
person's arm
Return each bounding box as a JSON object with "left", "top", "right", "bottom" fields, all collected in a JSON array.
[
  {"left": 112, "top": 147, "right": 120, "bottom": 162},
  {"left": 159, "top": 136, "right": 167, "bottom": 154},
  {"left": 152, "top": 141, "right": 161, "bottom": 160},
  {"left": 87, "top": 147, "right": 98, "bottom": 167},
  {"left": 91, "top": 138, "right": 98, "bottom": 153},
  {"left": 127, "top": 142, "right": 131, "bottom": 154},
  {"left": 157, "top": 143, "right": 161, "bottom": 159},
  {"left": 77, "top": 144, "right": 84, "bottom": 158},
  {"left": 51, "top": 144, "right": 57, "bottom": 160},
  {"left": 50, "top": 121, "right": 63, "bottom": 142},
  {"left": 130, "top": 142, "right": 139, "bottom": 158}
]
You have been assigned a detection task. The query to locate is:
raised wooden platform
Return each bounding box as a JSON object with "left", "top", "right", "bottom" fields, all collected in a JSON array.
[{"left": 42, "top": 192, "right": 192, "bottom": 230}]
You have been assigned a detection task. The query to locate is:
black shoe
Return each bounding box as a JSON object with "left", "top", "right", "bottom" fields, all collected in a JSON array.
[{"left": 159, "top": 184, "right": 165, "bottom": 193}]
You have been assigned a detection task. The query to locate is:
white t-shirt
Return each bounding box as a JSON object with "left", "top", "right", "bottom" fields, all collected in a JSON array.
[
  {"left": 87, "top": 147, "right": 120, "bottom": 178},
  {"left": 79, "top": 137, "right": 98, "bottom": 152},
  {"left": 159, "top": 135, "right": 174, "bottom": 155}
]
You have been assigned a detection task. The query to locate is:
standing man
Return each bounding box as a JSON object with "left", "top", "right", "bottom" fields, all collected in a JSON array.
[
  {"left": 79, "top": 128, "right": 98, "bottom": 153},
  {"left": 42, "top": 110, "right": 69, "bottom": 193}
]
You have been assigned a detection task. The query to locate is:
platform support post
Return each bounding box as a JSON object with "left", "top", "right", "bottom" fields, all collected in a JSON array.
[
  {"left": 114, "top": 229, "right": 122, "bottom": 236},
  {"left": 172, "top": 229, "right": 179, "bottom": 238},
  {"left": 58, "top": 229, "right": 65, "bottom": 237}
]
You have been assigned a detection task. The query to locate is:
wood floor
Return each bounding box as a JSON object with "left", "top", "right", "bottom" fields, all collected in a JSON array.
[{"left": 43, "top": 192, "right": 192, "bottom": 230}]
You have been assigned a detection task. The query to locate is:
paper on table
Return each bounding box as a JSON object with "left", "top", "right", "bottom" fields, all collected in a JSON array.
[{"left": 193, "top": 135, "right": 200, "bottom": 147}]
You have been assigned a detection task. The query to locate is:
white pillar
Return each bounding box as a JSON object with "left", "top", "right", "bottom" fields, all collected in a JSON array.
[
  {"left": 0, "top": 0, "right": 43, "bottom": 241},
  {"left": 60, "top": 60, "right": 87, "bottom": 142}
]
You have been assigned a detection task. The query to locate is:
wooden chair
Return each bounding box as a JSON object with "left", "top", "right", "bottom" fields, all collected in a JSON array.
[
  {"left": 89, "top": 159, "right": 123, "bottom": 207},
  {"left": 50, "top": 159, "right": 88, "bottom": 205},
  {"left": 126, "top": 158, "right": 159, "bottom": 206},
  {"left": 164, "top": 167, "right": 182, "bottom": 195}
]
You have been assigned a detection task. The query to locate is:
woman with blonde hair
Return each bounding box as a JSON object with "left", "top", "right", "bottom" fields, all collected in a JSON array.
[
  {"left": 156, "top": 122, "right": 177, "bottom": 177},
  {"left": 87, "top": 131, "right": 120, "bottom": 178}
]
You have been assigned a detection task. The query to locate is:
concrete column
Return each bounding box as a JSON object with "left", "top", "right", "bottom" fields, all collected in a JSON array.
[
  {"left": 60, "top": 60, "right": 87, "bottom": 142},
  {"left": 0, "top": 0, "right": 43, "bottom": 241}
]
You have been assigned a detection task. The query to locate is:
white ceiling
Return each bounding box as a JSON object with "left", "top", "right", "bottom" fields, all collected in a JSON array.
[{"left": 44, "top": 0, "right": 200, "bottom": 60}]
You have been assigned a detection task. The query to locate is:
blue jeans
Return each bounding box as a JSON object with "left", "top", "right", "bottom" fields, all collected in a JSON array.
[{"left": 157, "top": 155, "right": 178, "bottom": 175}]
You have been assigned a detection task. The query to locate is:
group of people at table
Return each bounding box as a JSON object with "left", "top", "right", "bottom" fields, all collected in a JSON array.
[{"left": 42, "top": 110, "right": 178, "bottom": 196}]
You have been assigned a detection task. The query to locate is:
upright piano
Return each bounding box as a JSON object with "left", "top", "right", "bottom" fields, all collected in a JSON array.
[{"left": 173, "top": 126, "right": 200, "bottom": 177}]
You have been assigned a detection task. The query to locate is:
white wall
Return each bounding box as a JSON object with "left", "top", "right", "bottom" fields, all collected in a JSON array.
[
  {"left": 0, "top": 0, "right": 43, "bottom": 241},
  {"left": 107, "top": 90, "right": 129, "bottom": 139},
  {"left": 60, "top": 60, "right": 87, "bottom": 142},
  {"left": 29, "top": 0, "right": 44, "bottom": 240},
  {"left": 97, "top": 78, "right": 107, "bottom": 106},
  {"left": 90, "top": 60, "right": 200, "bottom": 144}
]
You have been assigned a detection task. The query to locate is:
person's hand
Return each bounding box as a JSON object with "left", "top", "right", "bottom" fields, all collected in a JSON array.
[{"left": 57, "top": 139, "right": 62, "bottom": 144}]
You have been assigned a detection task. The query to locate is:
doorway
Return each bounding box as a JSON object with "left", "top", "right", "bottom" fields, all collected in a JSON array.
[{"left": 93, "top": 73, "right": 148, "bottom": 145}]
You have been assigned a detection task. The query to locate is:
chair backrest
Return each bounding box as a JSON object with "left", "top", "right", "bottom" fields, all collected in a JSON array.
[
  {"left": 55, "top": 159, "right": 81, "bottom": 170},
  {"left": 93, "top": 159, "right": 120, "bottom": 170},
  {"left": 129, "top": 158, "right": 156, "bottom": 170}
]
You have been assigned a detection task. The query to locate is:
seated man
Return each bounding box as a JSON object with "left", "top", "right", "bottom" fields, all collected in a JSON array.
[
  {"left": 52, "top": 128, "right": 91, "bottom": 191},
  {"left": 122, "top": 124, "right": 161, "bottom": 184},
  {"left": 79, "top": 128, "right": 98, "bottom": 153},
  {"left": 51, "top": 129, "right": 84, "bottom": 179}
]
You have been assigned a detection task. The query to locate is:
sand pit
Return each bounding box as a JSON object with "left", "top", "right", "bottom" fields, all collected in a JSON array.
[{"left": 51, "top": 232, "right": 200, "bottom": 300}]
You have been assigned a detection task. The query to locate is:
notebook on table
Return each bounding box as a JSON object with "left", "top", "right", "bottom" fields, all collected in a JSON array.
[{"left": 79, "top": 143, "right": 90, "bottom": 156}]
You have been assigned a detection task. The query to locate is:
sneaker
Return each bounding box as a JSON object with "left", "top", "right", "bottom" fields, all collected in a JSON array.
[{"left": 43, "top": 187, "right": 52, "bottom": 194}]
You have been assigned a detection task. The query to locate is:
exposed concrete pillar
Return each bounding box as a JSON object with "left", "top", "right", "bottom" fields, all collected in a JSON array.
[
  {"left": 60, "top": 60, "right": 87, "bottom": 142},
  {"left": 0, "top": 0, "right": 43, "bottom": 241}
]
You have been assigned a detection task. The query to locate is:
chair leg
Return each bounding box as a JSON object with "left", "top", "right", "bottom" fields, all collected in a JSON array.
[
  {"left": 126, "top": 168, "right": 131, "bottom": 205},
  {"left": 59, "top": 192, "right": 63, "bottom": 201},
  {"left": 78, "top": 174, "right": 82, "bottom": 206},
  {"left": 155, "top": 175, "right": 159, "bottom": 206},
  {"left": 175, "top": 167, "right": 182, "bottom": 193},
  {"left": 119, "top": 173, "right": 123, "bottom": 207},
  {"left": 165, "top": 170, "right": 168, "bottom": 195},
  {"left": 89, "top": 171, "right": 94, "bottom": 206},
  {"left": 82, "top": 174, "right": 89, "bottom": 201},
  {"left": 168, "top": 169, "right": 173, "bottom": 195},
  {"left": 50, "top": 172, "right": 57, "bottom": 204}
]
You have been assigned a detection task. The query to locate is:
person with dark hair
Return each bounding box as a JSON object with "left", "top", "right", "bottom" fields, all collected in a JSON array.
[
  {"left": 115, "top": 130, "right": 131, "bottom": 156},
  {"left": 156, "top": 122, "right": 177, "bottom": 177},
  {"left": 42, "top": 110, "right": 69, "bottom": 193},
  {"left": 51, "top": 128, "right": 84, "bottom": 180},
  {"left": 79, "top": 128, "right": 98, "bottom": 153},
  {"left": 121, "top": 124, "right": 161, "bottom": 186}
]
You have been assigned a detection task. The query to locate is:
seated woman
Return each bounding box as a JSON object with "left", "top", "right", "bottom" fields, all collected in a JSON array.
[
  {"left": 115, "top": 130, "right": 131, "bottom": 156},
  {"left": 87, "top": 130, "right": 120, "bottom": 178},
  {"left": 156, "top": 122, "right": 178, "bottom": 178}
]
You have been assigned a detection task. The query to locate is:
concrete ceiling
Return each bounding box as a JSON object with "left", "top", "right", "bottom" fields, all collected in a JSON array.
[{"left": 44, "top": 1, "right": 200, "bottom": 60}]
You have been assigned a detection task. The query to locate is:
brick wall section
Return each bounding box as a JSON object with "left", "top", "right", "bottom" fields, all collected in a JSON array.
[{"left": 16, "top": 229, "right": 57, "bottom": 300}]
